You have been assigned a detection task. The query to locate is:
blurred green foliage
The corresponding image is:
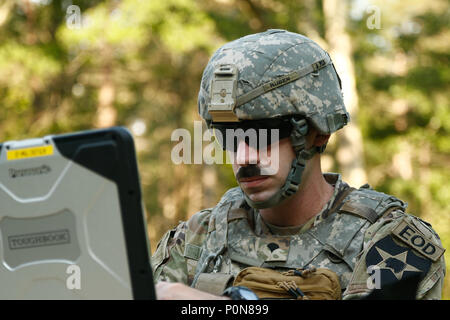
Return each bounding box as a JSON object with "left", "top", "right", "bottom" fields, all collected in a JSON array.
[{"left": 0, "top": 0, "right": 448, "bottom": 298}]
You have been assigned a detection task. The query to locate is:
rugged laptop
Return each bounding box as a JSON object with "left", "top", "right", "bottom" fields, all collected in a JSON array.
[{"left": 0, "top": 127, "right": 155, "bottom": 299}]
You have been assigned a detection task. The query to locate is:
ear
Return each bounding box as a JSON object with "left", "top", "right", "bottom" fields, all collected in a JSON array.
[{"left": 313, "top": 133, "right": 330, "bottom": 148}]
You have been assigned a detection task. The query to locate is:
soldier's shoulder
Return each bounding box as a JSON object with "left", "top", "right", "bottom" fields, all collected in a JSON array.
[
  {"left": 366, "top": 209, "right": 444, "bottom": 256},
  {"left": 336, "top": 184, "right": 408, "bottom": 225},
  {"left": 346, "top": 184, "right": 408, "bottom": 213},
  {"left": 217, "top": 186, "right": 244, "bottom": 206},
  {"left": 344, "top": 184, "right": 444, "bottom": 261},
  {"left": 364, "top": 211, "right": 445, "bottom": 299},
  {"left": 185, "top": 208, "right": 213, "bottom": 235},
  {"left": 353, "top": 185, "right": 440, "bottom": 239},
  {"left": 343, "top": 196, "right": 445, "bottom": 299},
  {"left": 185, "top": 187, "right": 244, "bottom": 234}
]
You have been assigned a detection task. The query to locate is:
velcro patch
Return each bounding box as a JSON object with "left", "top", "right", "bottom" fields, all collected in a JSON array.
[
  {"left": 184, "top": 244, "right": 203, "bottom": 261},
  {"left": 391, "top": 217, "right": 445, "bottom": 262}
]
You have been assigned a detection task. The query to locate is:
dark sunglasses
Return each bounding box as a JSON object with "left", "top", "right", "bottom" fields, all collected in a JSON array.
[{"left": 211, "top": 117, "right": 295, "bottom": 152}]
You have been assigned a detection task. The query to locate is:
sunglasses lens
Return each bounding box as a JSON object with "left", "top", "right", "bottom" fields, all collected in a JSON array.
[{"left": 213, "top": 119, "right": 293, "bottom": 152}]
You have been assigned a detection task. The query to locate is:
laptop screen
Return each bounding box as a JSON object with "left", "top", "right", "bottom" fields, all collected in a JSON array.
[{"left": 0, "top": 127, "right": 155, "bottom": 299}]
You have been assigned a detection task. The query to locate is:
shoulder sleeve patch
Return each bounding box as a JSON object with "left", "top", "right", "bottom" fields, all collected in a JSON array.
[
  {"left": 366, "top": 235, "right": 431, "bottom": 287},
  {"left": 391, "top": 217, "right": 445, "bottom": 262}
]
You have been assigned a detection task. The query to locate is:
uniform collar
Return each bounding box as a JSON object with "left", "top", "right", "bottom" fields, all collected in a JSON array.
[{"left": 248, "top": 173, "right": 348, "bottom": 236}]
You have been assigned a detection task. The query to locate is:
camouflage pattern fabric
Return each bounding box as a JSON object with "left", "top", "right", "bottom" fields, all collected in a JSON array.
[
  {"left": 343, "top": 209, "right": 446, "bottom": 299},
  {"left": 198, "top": 29, "right": 348, "bottom": 134},
  {"left": 152, "top": 173, "right": 446, "bottom": 299}
]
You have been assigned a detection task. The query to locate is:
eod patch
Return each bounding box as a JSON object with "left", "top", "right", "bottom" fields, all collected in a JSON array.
[{"left": 391, "top": 217, "right": 445, "bottom": 262}]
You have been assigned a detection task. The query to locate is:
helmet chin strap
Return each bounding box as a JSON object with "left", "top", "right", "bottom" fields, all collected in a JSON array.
[{"left": 243, "top": 118, "right": 319, "bottom": 209}]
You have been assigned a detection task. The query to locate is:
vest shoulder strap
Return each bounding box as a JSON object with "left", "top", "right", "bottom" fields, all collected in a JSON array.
[{"left": 338, "top": 186, "right": 407, "bottom": 224}]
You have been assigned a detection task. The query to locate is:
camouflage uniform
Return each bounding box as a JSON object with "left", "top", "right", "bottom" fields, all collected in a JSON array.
[
  {"left": 152, "top": 173, "right": 445, "bottom": 299},
  {"left": 153, "top": 30, "right": 446, "bottom": 299}
]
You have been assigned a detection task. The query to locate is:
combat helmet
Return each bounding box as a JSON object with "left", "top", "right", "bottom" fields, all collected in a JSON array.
[{"left": 198, "top": 29, "right": 350, "bottom": 209}]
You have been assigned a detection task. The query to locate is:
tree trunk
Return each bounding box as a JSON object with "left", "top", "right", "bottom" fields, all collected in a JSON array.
[
  {"left": 323, "top": 0, "right": 367, "bottom": 187},
  {"left": 0, "top": 0, "right": 13, "bottom": 28},
  {"left": 95, "top": 64, "right": 117, "bottom": 128}
]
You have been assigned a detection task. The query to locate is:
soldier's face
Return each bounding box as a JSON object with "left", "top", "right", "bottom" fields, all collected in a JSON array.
[{"left": 229, "top": 137, "right": 295, "bottom": 203}]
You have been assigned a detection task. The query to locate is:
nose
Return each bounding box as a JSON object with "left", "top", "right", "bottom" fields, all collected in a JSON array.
[{"left": 235, "top": 138, "right": 259, "bottom": 165}]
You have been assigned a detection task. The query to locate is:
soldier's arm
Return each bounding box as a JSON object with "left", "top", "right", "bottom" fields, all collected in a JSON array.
[
  {"left": 152, "top": 209, "right": 212, "bottom": 285},
  {"left": 152, "top": 221, "right": 189, "bottom": 283},
  {"left": 343, "top": 210, "right": 446, "bottom": 300}
]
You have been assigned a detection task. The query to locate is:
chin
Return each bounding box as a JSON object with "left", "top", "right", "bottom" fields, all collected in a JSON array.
[{"left": 245, "top": 189, "right": 276, "bottom": 203}]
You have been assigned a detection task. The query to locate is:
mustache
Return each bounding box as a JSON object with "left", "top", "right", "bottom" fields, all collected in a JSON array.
[
  {"left": 236, "top": 165, "right": 261, "bottom": 180},
  {"left": 236, "top": 165, "right": 274, "bottom": 180}
]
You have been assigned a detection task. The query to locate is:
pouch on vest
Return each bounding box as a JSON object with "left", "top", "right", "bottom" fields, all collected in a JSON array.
[{"left": 233, "top": 267, "right": 341, "bottom": 300}]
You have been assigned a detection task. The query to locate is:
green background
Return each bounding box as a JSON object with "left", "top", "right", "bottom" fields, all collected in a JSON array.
[{"left": 0, "top": 0, "right": 448, "bottom": 298}]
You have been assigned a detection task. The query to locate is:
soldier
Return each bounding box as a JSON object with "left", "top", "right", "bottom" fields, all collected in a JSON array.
[{"left": 153, "top": 29, "right": 446, "bottom": 300}]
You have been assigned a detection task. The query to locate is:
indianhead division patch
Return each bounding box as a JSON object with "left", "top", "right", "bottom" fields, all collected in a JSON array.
[{"left": 366, "top": 235, "right": 431, "bottom": 287}]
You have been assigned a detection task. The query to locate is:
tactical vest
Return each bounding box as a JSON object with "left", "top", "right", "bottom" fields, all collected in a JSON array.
[{"left": 189, "top": 186, "right": 407, "bottom": 293}]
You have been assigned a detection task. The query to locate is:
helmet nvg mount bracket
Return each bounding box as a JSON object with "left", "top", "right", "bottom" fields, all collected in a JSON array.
[{"left": 198, "top": 29, "right": 350, "bottom": 209}]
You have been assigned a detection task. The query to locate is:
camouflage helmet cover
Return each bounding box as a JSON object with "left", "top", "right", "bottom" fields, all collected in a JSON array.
[{"left": 198, "top": 29, "right": 349, "bottom": 134}]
